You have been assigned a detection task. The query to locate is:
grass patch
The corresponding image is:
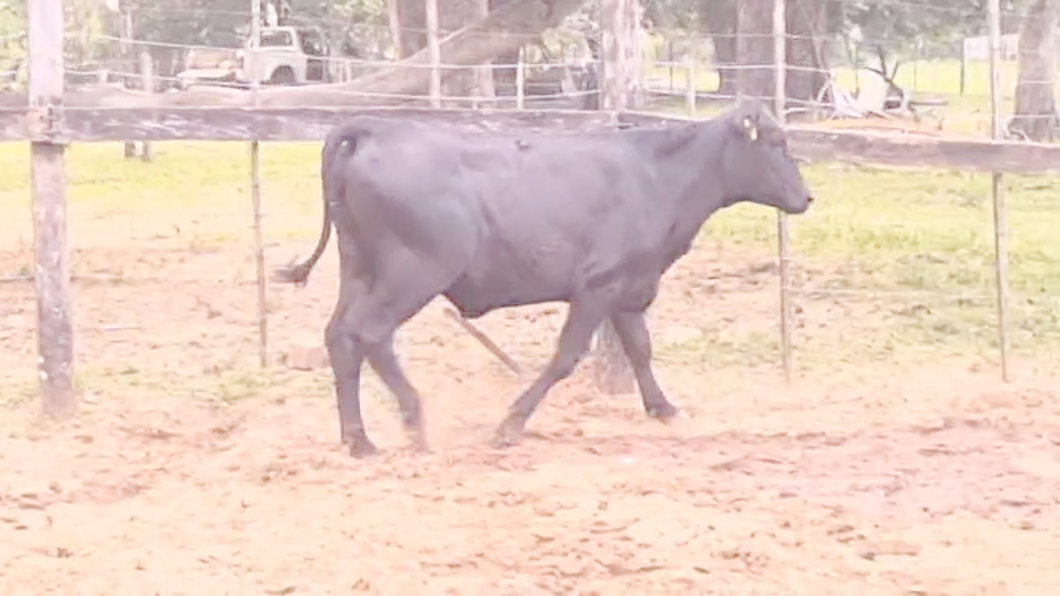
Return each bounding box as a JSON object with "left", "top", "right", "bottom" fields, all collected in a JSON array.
[
  {"left": 700, "top": 162, "right": 1060, "bottom": 366},
  {"left": 707, "top": 164, "right": 1060, "bottom": 298}
]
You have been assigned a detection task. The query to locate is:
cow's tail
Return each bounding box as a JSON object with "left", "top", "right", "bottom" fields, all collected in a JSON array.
[{"left": 272, "top": 120, "right": 370, "bottom": 287}]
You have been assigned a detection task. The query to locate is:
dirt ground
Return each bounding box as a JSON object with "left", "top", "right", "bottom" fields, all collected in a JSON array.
[{"left": 2, "top": 220, "right": 1060, "bottom": 594}]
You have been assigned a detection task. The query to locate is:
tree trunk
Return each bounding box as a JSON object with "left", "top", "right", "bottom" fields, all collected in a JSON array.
[
  {"left": 583, "top": 36, "right": 601, "bottom": 109},
  {"left": 396, "top": 0, "right": 427, "bottom": 58},
  {"left": 389, "top": 0, "right": 509, "bottom": 105},
  {"left": 600, "top": 0, "right": 642, "bottom": 111},
  {"left": 735, "top": 0, "right": 772, "bottom": 101},
  {"left": 439, "top": 0, "right": 494, "bottom": 107},
  {"left": 1010, "top": 0, "right": 1060, "bottom": 141},
  {"left": 471, "top": 0, "right": 496, "bottom": 103},
  {"left": 387, "top": 0, "right": 404, "bottom": 58},
  {"left": 733, "top": 0, "right": 829, "bottom": 108},
  {"left": 699, "top": 0, "right": 738, "bottom": 96},
  {"left": 593, "top": 0, "right": 640, "bottom": 395},
  {"left": 785, "top": 0, "right": 829, "bottom": 108}
]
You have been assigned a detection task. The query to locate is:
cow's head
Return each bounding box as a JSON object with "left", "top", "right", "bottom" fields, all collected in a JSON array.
[{"left": 722, "top": 99, "right": 814, "bottom": 215}]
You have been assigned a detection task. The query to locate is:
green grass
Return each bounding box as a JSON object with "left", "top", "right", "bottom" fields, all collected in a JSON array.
[
  {"left": 702, "top": 164, "right": 1060, "bottom": 368},
  {"left": 1, "top": 136, "right": 1058, "bottom": 382},
  {"left": 631, "top": 56, "right": 1058, "bottom": 371}
]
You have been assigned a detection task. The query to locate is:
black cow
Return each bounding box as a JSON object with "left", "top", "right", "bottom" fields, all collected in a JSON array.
[{"left": 275, "top": 99, "right": 815, "bottom": 457}]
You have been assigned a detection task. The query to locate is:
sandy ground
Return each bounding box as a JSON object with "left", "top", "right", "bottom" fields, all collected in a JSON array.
[{"left": 2, "top": 205, "right": 1060, "bottom": 594}]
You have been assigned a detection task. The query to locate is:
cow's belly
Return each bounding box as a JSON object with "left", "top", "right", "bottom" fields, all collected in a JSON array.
[{"left": 443, "top": 251, "right": 574, "bottom": 318}]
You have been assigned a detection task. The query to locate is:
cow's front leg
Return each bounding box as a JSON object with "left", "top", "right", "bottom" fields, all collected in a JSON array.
[{"left": 491, "top": 301, "right": 604, "bottom": 448}]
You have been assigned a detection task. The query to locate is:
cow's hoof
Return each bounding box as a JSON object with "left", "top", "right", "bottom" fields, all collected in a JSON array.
[
  {"left": 647, "top": 402, "right": 679, "bottom": 422},
  {"left": 347, "top": 438, "right": 380, "bottom": 458},
  {"left": 489, "top": 422, "right": 523, "bottom": 449},
  {"left": 489, "top": 432, "right": 519, "bottom": 449}
]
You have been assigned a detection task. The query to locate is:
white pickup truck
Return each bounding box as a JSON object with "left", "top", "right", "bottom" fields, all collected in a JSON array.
[{"left": 176, "top": 25, "right": 331, "bottom": 88}]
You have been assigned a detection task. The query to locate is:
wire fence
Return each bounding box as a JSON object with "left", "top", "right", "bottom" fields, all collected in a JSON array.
[
  {"left": 4, "top": 2, "right": 1053, "bottom": 129},
  {"left": 1, "top": 0, "right": 1059, "bottom": 396}
]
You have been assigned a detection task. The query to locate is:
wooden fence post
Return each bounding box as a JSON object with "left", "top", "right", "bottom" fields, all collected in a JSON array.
[
  {"left": 773, "top": 0, "right": 793, "bottom": 383},
  {"left": 515, "top": 46, "right": 526, "bottom": 109},
  {"left": 686, "top": 52, "right": 696, "bottom": 117},
  {"left": 138, "top": 49, "right": 154, "bottom": 162},
  {"left": 121, "top": 4, "right": 137, "bottom": 159},
  {"left": 250, "top": 0, "right": 268, "bottom": 368},
  {"left": 987, "top": 0, "right": 1012, "bottom": 381},
  {"left": 425, "top": 0, "right": 442, "bottom": 108},
  {"left": 28, "top": 0, "right": 76, "bottom": 419}
]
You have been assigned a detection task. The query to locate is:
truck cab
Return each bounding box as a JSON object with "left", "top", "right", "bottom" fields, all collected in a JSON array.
[{"left": 238, "top": 25, "right": 330, "bottom": 85}]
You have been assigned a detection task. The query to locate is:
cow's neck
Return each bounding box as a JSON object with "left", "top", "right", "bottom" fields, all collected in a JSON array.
[{"left": 639, "top": 119, "right": 731, "bottom": 243}]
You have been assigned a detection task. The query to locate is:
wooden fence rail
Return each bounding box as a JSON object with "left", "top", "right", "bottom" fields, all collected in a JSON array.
[{"left": 2, "top": 106, "right": 1060, "bottom": 175}]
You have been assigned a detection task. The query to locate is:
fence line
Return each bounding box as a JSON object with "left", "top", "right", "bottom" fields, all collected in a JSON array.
[
  {"left": 4, "top": 0, "right": 1060, "bottom": 419},
  {"left": 772, "top": 0, "right": 793, "bottom": 380},
  {"left": 11, "top": 29, "right": 1049, "bottom": 131},
  {"left": 987, "top": 0, "right": 1012, "bottom": 381}
]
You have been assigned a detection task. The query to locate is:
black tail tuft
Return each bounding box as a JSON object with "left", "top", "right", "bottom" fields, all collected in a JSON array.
[{"left": 272, "top": 259, "right": 314, "bottom": 287}]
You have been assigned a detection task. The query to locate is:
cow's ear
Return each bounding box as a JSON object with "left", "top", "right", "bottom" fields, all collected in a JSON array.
[{"left": 741, "top": 115, "right": 759, "bottom": 141}]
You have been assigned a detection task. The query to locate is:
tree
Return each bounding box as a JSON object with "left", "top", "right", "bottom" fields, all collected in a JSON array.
[
  {"left": 1009, "top": 0, "right": 1059, "bottom": 141},
  {"left": 703, "top": 0, "right": 832, "bottom": 106},
  {"left": 0, "top": 1, "right": 24, "bottom": 70},
  {"left": 693, "top": 0, "right": 834, "bottom": 105},
  {"left": 697, "top": 0, "right": 737, "bottom": 96},
  {"left": 841, "top": 0, "right": 987, "bottom": 92},
  {"left": 388, "top": 0, "right": 496, "bottom": 104},
  {"left": 438, "top": 0, "right": 495, "bottom": 105}
]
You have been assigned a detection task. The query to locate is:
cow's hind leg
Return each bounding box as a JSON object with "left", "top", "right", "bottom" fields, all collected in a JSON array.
[
  {"left": 363, "top": 333, "right": 429, "bottom": 452},
  {"left": 332, "top": 256, "right": 459, "bottom": 455},
  {"left": 610, "top": 310, "right": 679, "bottom": 420},
  {"left": 491, "top": 301, "right": 606, "bottom": 448},
  {"left": 330, "top": 297, "right": 439, "bottom": 455},
  {"left": 325, "top": 275, "right": 377, "bottom": 457},
  {"left": 325, "top": 265, "right": 443, "bottom": 456}
]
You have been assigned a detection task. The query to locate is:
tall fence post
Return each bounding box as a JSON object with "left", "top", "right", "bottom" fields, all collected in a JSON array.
[
  {"left": 959, "top": 40, "right": 967, "bottom": 96},
  {"left": 685, "top": 49, "right": 696, "bottom": 117},
  {"left": 250, "top": 0, "right": 268, "bottom": 368},
  {"left": 138, "top": 49, "right": 154, "bottom": 162},
  {"left": 28, "top": 0, "right": 76, "bottom": 419},
  {"left": 667, "top": 38, "right": 675, "bottom": 91},
  {"left": 425, "top": 0, "right": 442, "bottom": 108},
  {"left": 773, "top": 0, "right": 793, "bottom": 382},
  {"left": 324, "top": 0, "right": 339, "bottom": 82},
  {"left": 592, "top": 0, "right": 641, "bottom": 394},
  {"left": 120, "top": 4, "right": 137, "bottom": 159},
  {"left": 515, "top": 46, "right": 526, "bottom": 110},
  {"left": 987, "top": 0, "right": 1012, "bottom": 381}
]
